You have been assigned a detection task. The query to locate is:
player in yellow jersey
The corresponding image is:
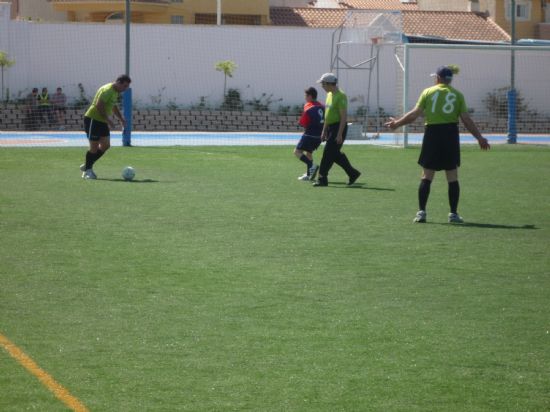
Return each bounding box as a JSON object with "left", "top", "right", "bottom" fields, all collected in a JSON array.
[
  {"left": 80, "top": 75, "right": 131, "bottom": 179},
  {"left": 313, "top": 73, "right": 361, "bottom": 187},
  {"left": 385, "top": 65, "right": 490, "bottom": 223}
]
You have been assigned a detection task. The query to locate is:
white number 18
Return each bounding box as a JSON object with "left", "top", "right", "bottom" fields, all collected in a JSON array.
[{"left": 431, "top": 91, "right": 457, "bottom": 114}]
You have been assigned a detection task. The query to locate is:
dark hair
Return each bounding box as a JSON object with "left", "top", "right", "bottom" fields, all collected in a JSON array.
[
  {"left": 116, "top": 74, "right": 132, "bottom": 84},
  {"left": 305, "top": 87, "right": 317, "bottom": 100},
  {"left": 435, "top": 66, "right": 453, "bottom": 84}
]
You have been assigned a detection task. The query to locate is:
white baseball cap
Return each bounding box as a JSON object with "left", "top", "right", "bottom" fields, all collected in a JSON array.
[{"left": 317, "top": 73, "right": 337, "bottom": 84}]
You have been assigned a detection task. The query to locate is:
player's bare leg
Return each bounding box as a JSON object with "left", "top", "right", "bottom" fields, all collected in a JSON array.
[
  {"left": 294, "top": 149, "right": 314, "bottom": 181},
  {"left": 82, "top": 136, "right": 110, "bottom": 179}
]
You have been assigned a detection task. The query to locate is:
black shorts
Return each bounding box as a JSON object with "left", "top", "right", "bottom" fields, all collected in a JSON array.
[
  {"left": 296, "top": 135, "right": 322, "bottom": 153},
  {"left": 418, "top": 123, "right": 460, "bottom": 171},
  {"left": 84, "top": 116, "right": 110, "bottom": 141}
]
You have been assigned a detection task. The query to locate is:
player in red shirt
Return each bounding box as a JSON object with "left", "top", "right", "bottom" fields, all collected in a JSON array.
[{"left": 294, "top": 87, "right": 325, "bottom": 181}]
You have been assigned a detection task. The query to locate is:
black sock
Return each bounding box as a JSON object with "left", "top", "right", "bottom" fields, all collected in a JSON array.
[
  {"left": 92, "top": 149, "right": 104, "bottom": 166},
  {"left": 85, "top": 151, "right": 94, "bottom": 170},
  {"left": 448, "top": 181, "right": 460, "bottom": 214},
  {"left": 418, "top": 178, "right": 432, "bottom": 211},
  {"left": 299, "top": 154, "right": 313, "bottom": 173}
]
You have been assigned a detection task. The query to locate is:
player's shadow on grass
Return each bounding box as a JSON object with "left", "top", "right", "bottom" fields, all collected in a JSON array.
[
  {"left": 97, "top": 178, "right": 159, "bottom": 183},
  {"left": 442, "top": 222, "right": 537, "bottom": 230},
  {"left": 330, "top": 182, "right": 395, "bottom": 191}
]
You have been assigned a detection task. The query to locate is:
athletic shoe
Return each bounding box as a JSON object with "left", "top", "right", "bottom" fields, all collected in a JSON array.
[
  {"left": 82, "top": 169, "right": 97, "bottom": 180},
  {"left": 309, "top": 164, "right": 319, "bottom": 181},
  {"left": 297, "top": 174, "right": 310, "bottom": 181},
  {"left": 312, "top": 178, "right": 328, "bottom": 187},
  {"left": 80, "top": 163, "right": 86, "bottom": 172},
  {"left": 347, "top": 170, "right": 361, "bottom": 186},
  {"left": 413, "top": 210, "right": 427, "bottom": 223},
  {"left": 448, "top": 213, "right": 464, "bottom": 223}
]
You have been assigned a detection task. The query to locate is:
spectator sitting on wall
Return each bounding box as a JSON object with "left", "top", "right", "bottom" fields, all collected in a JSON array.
[
  {"left": 38, "top": 87, "right": 55, "bottom": 127},
  {"left": 24, "top": 88, "right": 39, "bottom": 130},
  {"left": 51, "top": 87, "right": 67, "bottom": 129}
]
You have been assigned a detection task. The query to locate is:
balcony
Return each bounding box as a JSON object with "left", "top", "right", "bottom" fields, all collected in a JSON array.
[
  {"left": 50, "top": 0, "right": 172, "bottom": 22},
  {"left": 51, "top": 0, "right": 171, "bottom": 4}
]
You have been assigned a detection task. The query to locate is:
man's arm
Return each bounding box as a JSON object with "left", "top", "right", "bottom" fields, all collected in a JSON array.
[
  {"left": 321, "top": 121, "right": 328, "bottom": 141},
  {"left": 95, "top": 99, "right": 114, "bottom": 128},
  {"left": 460, "top": 112, "right": 490, "bottom": 150},
  {"left": 112, "top": 106, "right": 126, "bottom": 129},
  {"left": 384, "top": 106, "right": 423, "bottom": 130},
  {"left": 336, "top": 107, "right": 347, "bottom": 144}
]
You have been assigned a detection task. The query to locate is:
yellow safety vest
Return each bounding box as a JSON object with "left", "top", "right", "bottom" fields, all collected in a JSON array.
[{"left": 38, "top": 93, "right": 50, "bottom": 106}]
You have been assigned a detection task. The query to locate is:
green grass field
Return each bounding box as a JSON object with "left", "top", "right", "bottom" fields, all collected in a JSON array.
[{"left": 1, "top": 144, "right": 549, "bottom": 411}]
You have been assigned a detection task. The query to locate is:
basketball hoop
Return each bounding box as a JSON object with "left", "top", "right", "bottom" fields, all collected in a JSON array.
[{"left": 371, "top": 37, "right": 382, "bottom": 45}]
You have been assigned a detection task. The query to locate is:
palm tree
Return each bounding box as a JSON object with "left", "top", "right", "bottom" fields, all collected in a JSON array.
[
  {"left": 0, "top": 51, "right": 15, "bottom": 102},
  {"left": 215, "top": 60, "right": 237, "bottom": 97}
]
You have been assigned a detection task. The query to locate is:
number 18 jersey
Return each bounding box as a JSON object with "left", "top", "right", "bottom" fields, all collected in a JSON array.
[{"left": 416, "top": 83, "right": 468, "bottom": 125}]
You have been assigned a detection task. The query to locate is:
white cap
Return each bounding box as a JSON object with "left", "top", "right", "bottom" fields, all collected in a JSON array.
[{"left": 317, "top": 73, "right": 337, "bottom": 84}]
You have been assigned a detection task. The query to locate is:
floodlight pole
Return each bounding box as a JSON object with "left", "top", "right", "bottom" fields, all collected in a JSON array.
[
  {"left": 122, "top": 0, "right": 132, "bottom": 146},
  {"left": 507, "top": 0, "right": 517, "bottom": 144}
]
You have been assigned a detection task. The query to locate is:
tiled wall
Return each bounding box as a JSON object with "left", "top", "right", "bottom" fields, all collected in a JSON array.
[{"left": 1, "top": 105, "right": 548, "bottom": 134}]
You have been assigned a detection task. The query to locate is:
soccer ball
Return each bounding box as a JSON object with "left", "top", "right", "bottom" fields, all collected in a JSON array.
[{"left": 122, "top": 166, "right": 135, "bottom": 181}]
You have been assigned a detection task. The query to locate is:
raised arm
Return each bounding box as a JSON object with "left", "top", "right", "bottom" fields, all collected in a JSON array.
[{"left": 384, "top": 106, "right": 424, "bottom": 130}]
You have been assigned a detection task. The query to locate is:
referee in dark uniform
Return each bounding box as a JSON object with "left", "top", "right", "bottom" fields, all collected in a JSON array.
[{"left": 385, "top": 65, "right": 490, "bottom": 223}]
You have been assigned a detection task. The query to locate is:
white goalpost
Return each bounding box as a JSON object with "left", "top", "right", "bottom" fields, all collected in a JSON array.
[
  {"left": 398, "top": 43, "right": 550, "bottom": 146},
  {"left": 331, "top": 11, "right": 550, "bottom": 148}
]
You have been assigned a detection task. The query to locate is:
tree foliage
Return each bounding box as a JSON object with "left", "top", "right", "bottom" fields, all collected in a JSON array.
[
  {"left": 0, "top": 51, "right": 15, "bottom": 102},
  {"left": 215, "top": 60, "right": 237, "bottom": 97}
]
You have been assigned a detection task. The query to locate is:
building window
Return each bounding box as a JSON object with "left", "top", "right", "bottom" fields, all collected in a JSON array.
[
  {"left": 105, "top": 12, "right": 124, "bottom": 24},
  {"left": 505, "top": 0, "right": 532, "bottom": 22},
  {"left": 171, "top": 15, "right": 184, "bottom": 24},
  {"left": 195, "top": 13, "right": 261, "bottom": 25}
]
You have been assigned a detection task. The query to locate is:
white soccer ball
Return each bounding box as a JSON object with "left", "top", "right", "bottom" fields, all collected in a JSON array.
[{"left": 122, "top": 166, "right": 135, "bottom": 181}]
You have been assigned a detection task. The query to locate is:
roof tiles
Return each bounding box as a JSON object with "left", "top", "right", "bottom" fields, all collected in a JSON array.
[
  {"left": 404, "top": 11, "right": 510, "bottom": 42},
  {"left": 270, "top": 7, "right": 346, "bottom": 28},
  {"left": 339, "top": 0, "right": 419, "bottom": 10},
  {"left": 269, "top": 7, "right": 510, "bottom": 42}
]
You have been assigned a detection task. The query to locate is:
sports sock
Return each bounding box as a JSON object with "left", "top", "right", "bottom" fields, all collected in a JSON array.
[
  {"left": 448, "top": 181, "right": 460, "bottom": 214},
  {"left": 299, "top": 154, "right": 313, "bottom": 173},
  {"left": 85, "top": 151, "right": 94, "bottom": 170},
  {"left": 418, "top": 178, "right": 432, "bottom": 211},
  {"left": 92, "top": 149, "right": 104, "bottom": 166}
]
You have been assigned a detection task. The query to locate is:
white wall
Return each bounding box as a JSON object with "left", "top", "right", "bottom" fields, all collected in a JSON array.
[
  {"left": 2, "top": 3, "right": 549, "bottom": 117},
  {"left": 417, "top": 0, "right": 469, "bottom": 11}
]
